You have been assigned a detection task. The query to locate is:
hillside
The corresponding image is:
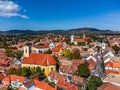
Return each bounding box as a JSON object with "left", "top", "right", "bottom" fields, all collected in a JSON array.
[{"left": 1, "top": 27, "right": 119, "bottom": 35}]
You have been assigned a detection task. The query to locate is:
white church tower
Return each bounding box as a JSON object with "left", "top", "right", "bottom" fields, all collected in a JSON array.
[{"left": 70, "top": 35, "right": 74, "bottom": 43}]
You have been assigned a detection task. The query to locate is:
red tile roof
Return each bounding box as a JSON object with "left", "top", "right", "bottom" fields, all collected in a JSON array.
[
  {"left": 71, "top": 75, "right": 84, "bottom": 84},
  {"left": 0, "top": 73, "right": 6, "bottom": 80},
  {"left": 2, "top": 75, "right": 26, "bottom": 83},
  {"left": 106, "top": 70, "right": 120, "bottom": 75},
  {"left": 74, "top": 38, "right": 86, "bottom": 42},
  {"left": 33, "top": 45, "right": 49, "bottom": 48},
  {"left": 52, "top": 47, "right": 61, "bottom": 52},
  {"left": 48, "top": 71, "right": 66, "bottom": 83},
  {"left": 97, "top": 82, "right": 120, "bottom": 90},
  {"left": 57, "top": 81, "right": 80, "bottom": 90},
  {"left": 34, "top": 79, "right": 56, "bottom": 90},
  {"left": 22, "top": 53, "right": 57, "bottom": 66},
  {"left": 23, "top": 80, "right": 34, "bottom": 87},
  {"left": 106, "top": 62, "right": 120, "bottom": 68}
]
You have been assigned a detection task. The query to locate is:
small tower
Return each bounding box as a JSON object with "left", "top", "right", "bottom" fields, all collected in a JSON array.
[
  {"left": 102, "top": 43, "right": 105, "bottom": 49},
  {"left": 101, "top": 40, "right": 105, "bottom": 50},
  {"left": 70, "top": 35, "right": 74, "bottom": 43},
  {"left": 24, "top": 43, "right": 32, "bottom": 57},
  {"left": 83, "top": 34, "right": 85, "bottom": 39}
]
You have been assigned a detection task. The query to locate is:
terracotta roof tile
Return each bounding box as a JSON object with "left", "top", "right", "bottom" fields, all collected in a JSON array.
[
  {"left": 23, "top": 80, "right": 34, "bottom": 87},
  {"left": 97, "top": 82, "right": 120, "bottom": 90},
  {"left": 57, "top": 81, "right": 80, "bottom": 90},
  {"left": 48, "top": 71, "right": 66, "bottom": 83},
  {"left": 74, "top": 39, "right": 86, "bottom": 42},
  {"left": 2, "top": 75, "right": 26, "bottom": 83},
  {"left": 33, "top": 45, "right": 49, "bottom": 48},
  {"left": 106, "top": 70, "right": 120, "bottom": 75},
  {"left": 34, "top": 79, "right": 56, "bottom": 90},
  {"left": 71, "top": 75, "right": 84, "bottom": 84},
  {"left": 22, "top": 53, "right": 57, "bottom": 66},
  {"left": 0, "top": 73, "right": 6, "bottom": 80},
  {"left": 106, "top": 62, "right": 120, "bottom": 68}
]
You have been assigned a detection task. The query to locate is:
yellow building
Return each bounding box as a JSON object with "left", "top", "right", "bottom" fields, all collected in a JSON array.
[{"left": 22, "top": 45, "right": 57, "bottom": 76}]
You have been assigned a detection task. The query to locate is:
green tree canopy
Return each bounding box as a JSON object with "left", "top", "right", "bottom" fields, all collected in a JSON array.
[
  {"left": 78, "top": 63, "right": 90, "bottom": 78},
  {"left": 86, "top": 76, "right": 102, "bottom": 90},
  {"left": 71, "top": 49, "right": 81, "bottom": 59},
  {"left": 5, "top": 49, "right": 13, "bottom": 57},
  {"left": 112, "top": 45, "right": 120, "bottom": 54},
  {"left": 64, "top": 49, "right": 71, "bottom": 59},
  {"left": 15, "top": 52, "right": 23, "bottom": 59}
]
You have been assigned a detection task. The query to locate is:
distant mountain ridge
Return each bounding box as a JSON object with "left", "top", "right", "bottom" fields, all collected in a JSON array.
[{"left": 1, "top": 27, "right": 119, "bottom": 34}]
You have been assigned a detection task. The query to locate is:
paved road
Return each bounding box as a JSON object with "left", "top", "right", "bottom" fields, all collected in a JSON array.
[{"left": 91, "top": 53, "right": 104, "bottom": 79}]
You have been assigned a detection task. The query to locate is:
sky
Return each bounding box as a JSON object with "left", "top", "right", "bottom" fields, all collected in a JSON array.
[{"left": 0, "top": 0, "right": 120, "bottom": 31}]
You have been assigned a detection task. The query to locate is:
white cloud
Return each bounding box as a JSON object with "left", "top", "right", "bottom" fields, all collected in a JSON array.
[{"left": 0, "top": 0, "right": 28, "bottom": 19}]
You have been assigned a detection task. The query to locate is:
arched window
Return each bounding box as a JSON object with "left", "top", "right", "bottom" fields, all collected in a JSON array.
[
  {"left": 26, "top": 49, "right": 27, "bottom": 53},
  {"left": 43, "top": 68, "right": 45, "bottom": 72},
  {"left": 51, "top": 67, "right": 53, "bottom": 70}
]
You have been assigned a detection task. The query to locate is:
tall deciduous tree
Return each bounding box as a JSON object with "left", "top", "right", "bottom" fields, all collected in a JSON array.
[
  {"left": 64, "top": 49, "right": 71, "bottom": 59},
  {"left": 86, "top": 76, "right": 102, "bottom": 90},
  {"left": 15, "top": 52, "right": 23, "bottom": 59},
  {"left": 5, "top": 49, "right": 13, "bottom": 57},
  {"left": 112, "top": 45, "right": 120, "bottom": 54},
  {"left": 78, "top": 64, "right": 90, "bottom": 78}
]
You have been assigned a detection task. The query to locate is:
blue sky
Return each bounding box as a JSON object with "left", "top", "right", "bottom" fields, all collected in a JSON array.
[{"left": 0, "top": 0, "right": 120, "bottom": 31}]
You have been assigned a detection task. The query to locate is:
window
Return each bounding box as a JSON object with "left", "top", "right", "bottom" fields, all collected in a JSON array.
[
  {"left": 43, "top": 68, "right": 45, "bottom": 72},
  {"left": 26, "top": 49, "right": 27, "bottom": 53}
]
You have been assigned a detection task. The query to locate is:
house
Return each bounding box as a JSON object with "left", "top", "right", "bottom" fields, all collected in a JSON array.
[
  {"left": 51, "top": 46, "right": 61, "bottom": 56},
  {"left": 108, "top": 38, "right": 120, "bottom": 47},
  {"left": 32, "top": 44, "right": 49, "bottom": 53},
  {"left": 97, "top": 82, "right": 120, "bottom": 90},
  {"left": 0, "top": 72, "right": 6, "bottom": 84},
  {"left": 19, "top": 80, "right": 34, "bottom": 90},
  {"left": 48, "top": 71, "right": 66, "bottom": 84},
  {"left": 57, "top": 80, "right": 80, "bottom": 90},
  {"left": 0, "top": 49, "right": 6, "bottom": 61},
  {"left": 102, "top": 49, "right": 115, "bottom": 57},
  {"left": 95, "top": 42, "right": 107, "bottom": 50},
  {"left": 34, "top": 79, "right": 56, "bottom": 90},
  {"left": 103, "top": 73, "right": 120, "bottom": 87},
  {"left": 105, "top": 62, "right": 120, "bottom": 71},
  {"left": 59, "top": 60, "right": 85, "bottom": 76},
  {"left": 19, "top": 78, "right": 56, "bottom": 90},
  {"left": 70, "top": 34, "right": 89, "bottom": 45},
  {"left": 2, "top": 75, "right": 26, "bottom": 88},
  {"left": 71, "top": 75, "right": 84, "bottom": 85}
]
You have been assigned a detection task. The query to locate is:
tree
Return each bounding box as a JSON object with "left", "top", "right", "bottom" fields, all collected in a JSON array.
[
  {"left": 6, "top": 87, "right": 18, "bottom": 90},
  {"left": 10, "top": 67, "right": 16, "bottom": 74},
  {"left": 3, "top": 37, "right": 8, "bottom": 49},
  {"left": 15, "top": 52, "right": 23, "bottom": 59},
  {"left": 64, "top": 49, "right": 71, "bottom": 59},
  {"left": 5, "top": 49, "right": 13, "bottom": 57},
  {"left": 112, "top": 45, "right": 120, "bottom": 54},
  {"left": 35, "top": 66, "right": 46, "bottom": 80},
  {"left": 78, "top": 64, "right": 90, "bottom": 78},
  {"left": 78, "top": 42, "right": 85, "bottom": 46},
  {"left": 86, "top": 76, "right": 102, "bottom": 90},
  {"left": 71, "top": 49, "right": 81, "bottom": 59}
]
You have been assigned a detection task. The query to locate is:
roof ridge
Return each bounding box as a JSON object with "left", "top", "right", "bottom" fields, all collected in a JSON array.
[
  {"left": 40, "top": 54, "right": 47, "bottom": 65},
  {"left": 43, "top": 82, "right": 49, "bottom": 90},
  {"left": 47, "top": 55, "right": 49, "bottom": 66}
]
